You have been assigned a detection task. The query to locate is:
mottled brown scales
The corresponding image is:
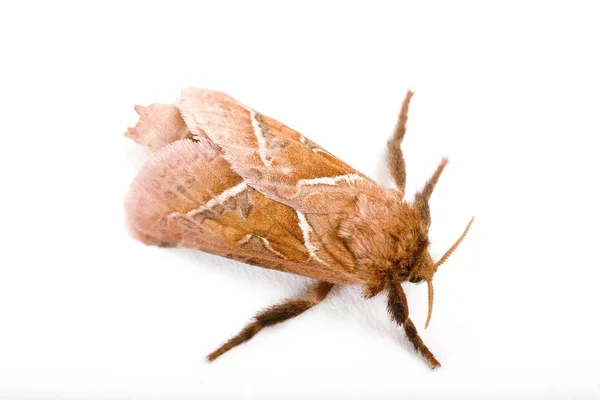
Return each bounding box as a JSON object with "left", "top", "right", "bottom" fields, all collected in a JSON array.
[{"left": 125, "top": 89, "right": 473, "bottom": 369}]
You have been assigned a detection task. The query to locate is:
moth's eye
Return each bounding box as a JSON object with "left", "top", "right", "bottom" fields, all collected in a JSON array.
[{"left": 409, "top": 276, "right": 423, "bottom": 284}]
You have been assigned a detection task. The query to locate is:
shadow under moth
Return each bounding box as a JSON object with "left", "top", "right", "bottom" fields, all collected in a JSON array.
[{"left": 124, "top": 88, "right": 473, "bottom": 369}]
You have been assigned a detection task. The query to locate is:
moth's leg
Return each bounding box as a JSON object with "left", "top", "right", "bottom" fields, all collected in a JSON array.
[
  {"left": 207, "top": 281, "right": 334, "bottom": 361},
  {"left": 387, "top": 278, "right": 440, "bottom": 369},
  {"left": 386, "top": 90, "right": 414, "bottom": 196}
]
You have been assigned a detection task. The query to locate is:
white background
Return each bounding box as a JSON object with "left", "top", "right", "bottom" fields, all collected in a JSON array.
[{"left": 1, "top": 1, "right": 599, "bottom": 399}]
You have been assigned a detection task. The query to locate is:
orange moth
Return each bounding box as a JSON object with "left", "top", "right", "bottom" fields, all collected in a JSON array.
[{"left": 125, "top": 88, "right": 473, "bottom": 368}]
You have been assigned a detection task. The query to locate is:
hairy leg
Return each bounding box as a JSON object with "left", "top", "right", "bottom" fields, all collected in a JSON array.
[
  {"left": 387, "top": 90, "right": 414, "bottom": 196},
  {"left": 207, "top": 281, "right": 334, "bottom": 361},
  {"left": 387, "top": 277, "right": 440, "bottom": 369}
]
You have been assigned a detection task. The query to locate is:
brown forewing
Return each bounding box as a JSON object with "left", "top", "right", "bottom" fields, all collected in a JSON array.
[
  {"left": 126, "top": 89, "right": 395, "bottom": 285},
  {"left": 126, "top": 138, "right": 361, "bottom": 284},
  {"left": 176, "top": 89, "right": 388, "bottom": 214}
]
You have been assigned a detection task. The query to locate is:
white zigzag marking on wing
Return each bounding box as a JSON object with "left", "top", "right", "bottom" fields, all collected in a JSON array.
[
  {"left": 238, "top": 234, "right": 287, "bottom": 260},
  {"left": 259, "top": 237, "right": 288, "bottom": 260},
  {"left": 250, "top": 109, "right": 271, "bottom": 167},
  {"left": 297, "top": 173, "right": 363, "bottom": 187},
  {"left": 237, "top": 234, "right": 253, "bottom": 245},
  {"left": 185, "top": 182, "right": 247, "bottom": 217},
  {"left": 296, "top": 211, "right": 325, "bottom": 264}
]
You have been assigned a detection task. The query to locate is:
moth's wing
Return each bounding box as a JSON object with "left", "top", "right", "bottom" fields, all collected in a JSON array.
[
  {"left": 176, "top": 88, "right": 385, "bottom": 214},
  {"left": 125, "top": 104, "right": 192, "bottom": 152},
  {"left": 125, "top": 138, "right": 359, "bottom": 284}
]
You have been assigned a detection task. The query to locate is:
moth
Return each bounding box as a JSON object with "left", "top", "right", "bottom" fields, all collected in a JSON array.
[{"left": 125, "top": 88, "right": 473, "bottom": 369}]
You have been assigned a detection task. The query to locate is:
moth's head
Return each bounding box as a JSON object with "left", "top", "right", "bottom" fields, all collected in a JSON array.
[
  {"left": 401, "top": 158, "right": 474, "bottom": 328},
  {"left": 344, "top": 158, "right": 472, "bottom": 328}
]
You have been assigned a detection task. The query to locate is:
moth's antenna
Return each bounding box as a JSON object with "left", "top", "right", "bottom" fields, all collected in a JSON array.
[
  {"left": 425, "top": 280, "right": 434, "bottom": 329},
  {"left": 435, "top": 217, "right": 475, "bottom": 269},
  {"left": 424, "top": 217, "right": 474, "bottom": 329}
]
